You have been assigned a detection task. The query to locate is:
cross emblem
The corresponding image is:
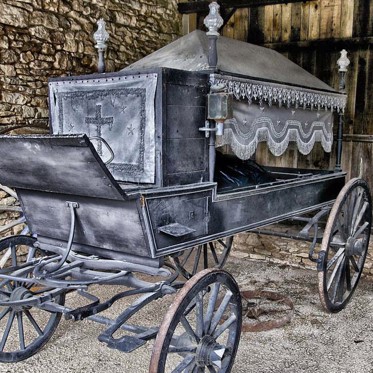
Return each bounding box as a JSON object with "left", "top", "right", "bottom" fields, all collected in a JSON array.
[{"left": 85, "top": 104, "right": 113, "bottom": 155}]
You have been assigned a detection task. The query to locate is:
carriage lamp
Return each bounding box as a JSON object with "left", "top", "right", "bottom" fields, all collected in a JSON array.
[
  {"left": 207, "top": 92, "right": 233, "bottom": 136},
  {"left": 94, "top": 19, "right": 109, "bottom": 73}
]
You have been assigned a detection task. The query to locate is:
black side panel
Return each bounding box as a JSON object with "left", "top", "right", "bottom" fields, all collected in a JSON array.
[
  {"left": 210, "top": 174, "right": 346, "bottom": 235},
  {"left": 18, "top": 190, "right": 149, "bottom": 258},
  {"left": 163, "top": 70, "right": 209, "bottom": 186}
]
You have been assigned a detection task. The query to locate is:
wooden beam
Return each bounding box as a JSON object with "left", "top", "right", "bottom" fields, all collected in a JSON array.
[
  {"left": 262, "top": 36, "right": 373, "bottom": 52},
  {"left": 178, "top": 0, "right": 313, "bottom": 15}
]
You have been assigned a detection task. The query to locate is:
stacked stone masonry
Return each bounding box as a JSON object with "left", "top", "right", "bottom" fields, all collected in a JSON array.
[
  {"left": 0, "top": 0, "right": 181, "bottom": 135},
  {"left": 232, "top": 232, "right": 373, "bottom": 280}
]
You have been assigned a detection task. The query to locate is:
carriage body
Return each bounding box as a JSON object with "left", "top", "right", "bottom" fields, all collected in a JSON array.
[{"left": 5, "top": 29, "right": 348, "bottom": 263}]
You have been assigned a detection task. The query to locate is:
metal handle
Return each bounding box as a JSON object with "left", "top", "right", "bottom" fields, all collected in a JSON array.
[
  {"left": 89, "top": 136, "right": 115, "bottom": 165},
  {"left": 39, "top": 202, "right": 79, "bottom": 274}
]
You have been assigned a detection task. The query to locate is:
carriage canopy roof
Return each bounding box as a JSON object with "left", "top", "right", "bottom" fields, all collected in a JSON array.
[{"left": 124, "top": 30, "right": 336, "bottom": 94}]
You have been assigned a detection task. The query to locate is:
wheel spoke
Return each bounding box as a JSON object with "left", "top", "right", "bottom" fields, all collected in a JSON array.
[
  {"left": 181, "top": 316, "right": 199, "bottom": 343},
  {"left": 26, "top": 246, "right": 36, "bottom": 263},
  {"left": 351, "top": 191, "right": 363, "bottom": 231},
  {"left": 326, "top": 248, "right": 345, "bottom": 271},
  {"left": 335, "top": 217, "right": 347, "bottom": 242},
  {"left": 209, "top": 244, "right": 219, "bottom": 265},
  {"left": 331, "top": 257, "right": 346, "bottom": 303},
  {"left": 352, "top": 201, "right": 369, "bottom": 236},
  {"left": 181, "top": 249, "right": 194, "bottom": 268},
  {"left": 168, "top": 346, "right": 197, "bottom": 354},
  {"left": 195, "top": 292, "right": 204, "bottom": 339},
  {"left": 349, "top": 256, "right": 360, "bottom": 273},
  {"left": 345, "top": 258, "right": 352, "bottom": 292},
  {"left": 0, "top": 307, "right": 10, "bottom": 322},
  {"left": 2, "top": 280, "right": 13, "bottom": 293},
  {"left": 203, "top": 245, "right": 208, "bottom": 270},
  {"left": 192, "top": 247, "right": 202, "bottom": 276},
  {"left": 0, "top": 310, "right": 15, "bottom": 351},
  {"left": 16, "top": 312, "right": 26, "bottom": 350},
  {"left": 10, "top": 243, "right": 17, "bottom": 267},
  {"left": 24, "top": 310, "right": 44, "bottom": 336},
  {"left": 209, "top": 290, "right": 232, "bottom": 335},
  {"left": 0, "top": 288, "right": 11, "bottom": 298},
  {"left": 353, "top": 221, "right": 369, "bottom": 240},
  {"left": 204, "top": 283, "right": 220, "bottom": 334},
  {"left": 341, "top": 204, "right": 349, "bottom": 235},
  {"left": 212, "top": 314, "right": 237, "bottom": 339},
  {"left": 171, "top": 354, "right": 195, "bottom": 373},
  {"left": 346, "top": 192, "right": 355, "bottom": 229},
  {"left": 327, "top": 252, "right": 344, "bottom": 290}
]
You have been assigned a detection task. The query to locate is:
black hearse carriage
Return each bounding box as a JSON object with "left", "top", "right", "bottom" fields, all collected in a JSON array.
[{"left": 0, "top": 3, "right": 371, "bottom": 371}]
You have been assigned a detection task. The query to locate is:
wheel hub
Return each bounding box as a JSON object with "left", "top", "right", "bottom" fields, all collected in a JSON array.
[
  {"left": 346, "top": 236, "right": 364, "bottom": 257},
  {"left": 196, "top": 335, "right": 226, "bottom": 369},
  {"left": 9, "top": 286, "right": 32, "bottom": 312}
]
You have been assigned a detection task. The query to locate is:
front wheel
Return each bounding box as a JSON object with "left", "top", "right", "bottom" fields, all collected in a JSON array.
[{"left": 150, "top": 268, "right": 242, "bottom": 373}]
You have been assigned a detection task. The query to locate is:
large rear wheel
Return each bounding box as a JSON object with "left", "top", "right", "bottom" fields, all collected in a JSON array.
[{"left": 318, "top": 178, "right": 372, "bottom": 312}]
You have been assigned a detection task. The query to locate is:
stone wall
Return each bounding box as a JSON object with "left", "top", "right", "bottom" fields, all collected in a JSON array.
[
  {"left": 0, "top": 0, "right": 180, "bottom": 135},
  {"left": 232, "top": 232, "right": 373, "bottom": 280}
]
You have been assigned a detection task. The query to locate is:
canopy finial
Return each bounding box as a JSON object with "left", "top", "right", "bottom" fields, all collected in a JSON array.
[
  {"left": 337, "top": 49, "right": 350, "bottom": 72},
  {"left": 94, "top": 18, "right": 109, "bottom": 73},
  {"left": 204, "top": 2, "right": 223, "bottom": 36}
]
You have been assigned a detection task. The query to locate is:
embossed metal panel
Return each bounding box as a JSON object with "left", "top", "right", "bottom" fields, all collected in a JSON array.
[{"left": 49, "top": 74, "right": 158, "bottom": 183}]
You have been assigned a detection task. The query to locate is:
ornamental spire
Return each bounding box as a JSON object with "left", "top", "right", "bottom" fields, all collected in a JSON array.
[
  {"left": 93, "top": 19, "right": 109, "bottom": 73},
  {"left": 337, "top": 49, "right": 350, "bottom": 72},
  {"left": 204, "top": 2, "right": 224, "bottom": 36}
]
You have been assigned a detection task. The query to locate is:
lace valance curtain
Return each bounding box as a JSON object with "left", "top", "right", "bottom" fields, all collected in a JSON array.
[{"left": 216, "top": 98, "right": 334, "bottom": 160}]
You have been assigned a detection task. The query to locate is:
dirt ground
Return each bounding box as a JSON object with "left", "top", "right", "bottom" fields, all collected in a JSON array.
[{"left": 1, "top": 253, "right": 373, "bottom": 373}]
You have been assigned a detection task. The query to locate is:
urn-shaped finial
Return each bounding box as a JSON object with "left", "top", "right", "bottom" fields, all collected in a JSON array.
[
  {"left": 94, "top": 18, "right": 109, "bottom": 51},
  {"left": 337, "top": 49, "right": 350, "bottom": 72},
  {"left": 204, "top": 2, "right": 223, "bottom": 36}
]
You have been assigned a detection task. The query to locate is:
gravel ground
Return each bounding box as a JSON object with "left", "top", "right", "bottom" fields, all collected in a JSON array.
[{"left": 1, "top": 254, "right": 372, "bottom": 373}]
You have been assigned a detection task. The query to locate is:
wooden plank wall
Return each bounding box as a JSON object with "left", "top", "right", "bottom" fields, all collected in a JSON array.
[{"left": 184, "top": 0, "right": 373, "bottom": 190}]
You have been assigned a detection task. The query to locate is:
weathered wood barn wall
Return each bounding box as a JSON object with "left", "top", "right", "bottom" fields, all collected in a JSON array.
[{"left": 182, "top": 0, "right": 373, "bottom": 190}]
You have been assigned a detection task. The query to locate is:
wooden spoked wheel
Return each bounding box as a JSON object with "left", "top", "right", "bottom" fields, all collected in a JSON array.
[
  {"left": 0, "top": 236, "right": 65, "bottom": 362},
  {"left": 172, "top": 237, "right": 233, "bottom": 280},
  {"left": 318, "top": 178, "right": 372, "bottom": 313},
  {"left": 150, "top": 268, "right": 242, "bottom": 373}
]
